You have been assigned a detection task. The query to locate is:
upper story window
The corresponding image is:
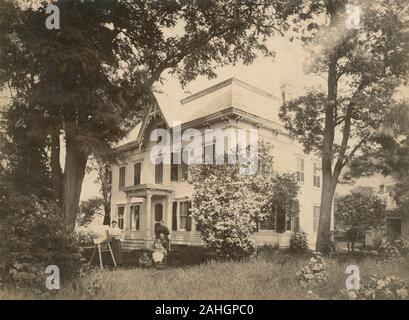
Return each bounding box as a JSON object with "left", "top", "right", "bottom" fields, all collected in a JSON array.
[
  {"left": 155, "top": 158, "right": 163, "bottom": 184},
  {"left": 171, "top": 151, "right": 189, "bottom": 182},
  {"left": 119, "top": 166, "right": 126, "bottom": 189},
  {"left": 203, "top": 143, "right": 216, "bottom": 164},
  {"left": 313, "top": 163, "right": 321, "bottom": 188},
  {"left": 296, "top": 158, "right": 305, "bottom": 183},
  {"left": 181, "top": 151, "right": 189, "bottom": 180},
  {"left": 171, "top": 152, "right": 179, "bottom": 182},
  {"left": 134, "top": 162, "right": 142, "bottom": 186}
]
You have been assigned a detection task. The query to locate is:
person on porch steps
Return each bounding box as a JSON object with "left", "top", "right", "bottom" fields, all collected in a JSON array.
[
  {"left": 155, "top": 220, "right": 170, "bottom": 250},
  {"left": 109, "top": 220, "right": 123, "bottom": 266}
]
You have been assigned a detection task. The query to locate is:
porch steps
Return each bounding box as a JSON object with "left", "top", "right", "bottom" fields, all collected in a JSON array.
[{"left": 122, "top": 239, "right": 145, "bottom": 251}]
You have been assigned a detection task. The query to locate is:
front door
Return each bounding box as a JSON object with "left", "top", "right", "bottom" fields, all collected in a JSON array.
[{"left": 152, "top": 201, "right": 163, "bottom": 237}]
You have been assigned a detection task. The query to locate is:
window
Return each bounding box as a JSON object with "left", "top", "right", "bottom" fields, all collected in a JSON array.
[
  {"left": 259, "top": 209, "right": 291, "bottom": 232},
  {"left": 134, "top": 162, "right": 141, "bottom": 186},
  {"left": 172, "top": 202, "right": 178, "bottom": 231},
  {"left": 276, "top": 210, "right": 286, "bottom": 233},
  {"left": 130, "top": 205, "right": 140, "bottom": 231},
  {"left": 155, "top": 203, "right": 163, "bottom": 222},
  {"left": 119, "top": 166, "right": 126, "bottom": 189},
  {"left": 296, "top": 158, "right": 304, "bottom": 183},
  {"left": 260, "top": 209, "right": 276, "bottom": 230},
  {"left": 286, "top": 216, "right": 293, "bottom": 231},
  {"left": 386, "top": 218, "right": 401, "bottom": 238},
  {"left": 117, "top": 206, "right": 125, "bottom": 229},
  {"left": 379, "top": 184, "right": 385, "bottom": 194},
  {"left": 179, "top": 201, "right": 192, "bottom": 231},
  {"left": 181, "top": 150, "right": 189, "bottom": 180},
  {"left": 313, "top": 206, "right": 320, "bottom": 232},
  {"left": 170, "top": 151, "right": 189, "bottom": 181},
  {"left": 155, "top": 158, "right": 163, "bottom": 184},
  {"left": 203, "top": 144, "right": 216, "bottom": 164},
  {"left": 313, "top": 163, "right": 321, "bottom": 188}
]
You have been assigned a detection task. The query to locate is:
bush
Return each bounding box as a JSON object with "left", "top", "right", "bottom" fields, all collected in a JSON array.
[
  {"left": 296, "top": 252, "right": 327, "bottom": 287},
  {"left": 342, "top": 275, "right": 409, "bottom": 300},
  {"left": 290, "top": 230, "right": 310, "bottom": 253},
  {"left": 374, "top": 235, "right": 409, "bottom": 259},
  {"left": 0, "top": 193, "right": 81, "bottom": 292},
  {"left": 76, "top": 229, "right": 94, "bottom": 247},
  {"left": 189, "top": 143, "right": 299, "bottom": 260}
]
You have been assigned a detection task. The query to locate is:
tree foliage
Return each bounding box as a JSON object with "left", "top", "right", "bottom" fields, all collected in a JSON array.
[
  {"left": 0, "top": 0, "right": 307, "bottom": 231},
  {"left": 0, "top": 187, "right": 81, "bottom": 291},
  {"left": 392, "top": 176, "right": 409, "bottom": 217},
  {"left": 335, "top": 192, "right": 386, "bottom": 238},
  {"left": 86, "top": 156, "right": 112, "bottom": 225},
  {"left": 279, "top": 0, "right": 409, "bottom": 251},
  {"left": 77, "top": 197, "right": 105, "bottom": 227}
]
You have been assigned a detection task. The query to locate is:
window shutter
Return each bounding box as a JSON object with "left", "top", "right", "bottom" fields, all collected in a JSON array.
[
  {"left": 119, "top": 167, "right": 126, "bottom": 188},
  {"left": 172, "top": 202, "right": 177, "bottom": 231},
  {"left": 276, "top": 209, "right": 286, "bottom": 233},
  {"left": 155, "top": 160, "right": 163, "bottom": 184},
  {"left": 171, "top": 153, "right": 179, "bottom": 181}
]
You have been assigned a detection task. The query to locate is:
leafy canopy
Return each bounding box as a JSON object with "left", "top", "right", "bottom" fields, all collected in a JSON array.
[{"left": 335, "top": 191, "right": 386, "bottom": 235}]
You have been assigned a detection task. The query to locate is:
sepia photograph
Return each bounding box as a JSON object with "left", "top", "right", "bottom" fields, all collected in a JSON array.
[{"left": 1, "top": 0, "right": 409, "bottom": 308}]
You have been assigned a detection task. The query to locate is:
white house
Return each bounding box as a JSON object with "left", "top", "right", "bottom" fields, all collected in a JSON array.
[{"left": 110, "top": 78, "right": 329, "bottom": 250}]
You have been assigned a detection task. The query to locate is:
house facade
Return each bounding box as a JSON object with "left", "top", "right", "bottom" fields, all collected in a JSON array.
[
  {"left": 357, "top": 175, "right": 409, "bottom": 245},
  {"left": 110, "top": 78, "right": 328, "bottom": 251}
]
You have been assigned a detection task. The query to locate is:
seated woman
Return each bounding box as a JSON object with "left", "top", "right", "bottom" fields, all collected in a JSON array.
[{"left": 152, "top": 239, "right": 167, "bottom": 265}]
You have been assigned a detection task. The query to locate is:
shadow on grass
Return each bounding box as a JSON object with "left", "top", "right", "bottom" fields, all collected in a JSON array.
[{"left": 81, "top": 246, "right": 217, "bottom": 269}]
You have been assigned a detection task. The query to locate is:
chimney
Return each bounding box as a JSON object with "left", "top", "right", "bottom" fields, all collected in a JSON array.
[{"left": 280, "top": 83, "right": 292, "bottom": 104}]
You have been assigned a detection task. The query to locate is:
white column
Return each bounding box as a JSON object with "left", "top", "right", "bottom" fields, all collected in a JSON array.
[
  {"left": 145, "top": 192, "right": 152, "bottom": 248},
  {"left": 166, "top": 196, "right": 172, "bottom": 231},
  {"left": 124, "top": 196, "right": 131, "bottom": 238}
]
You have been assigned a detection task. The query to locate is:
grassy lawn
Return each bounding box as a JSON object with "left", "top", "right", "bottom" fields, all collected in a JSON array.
[{"left": 1, "top": 248, "right": 409, "bottom": 300}]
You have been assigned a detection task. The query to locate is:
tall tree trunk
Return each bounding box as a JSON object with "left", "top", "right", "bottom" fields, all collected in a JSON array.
[
  {"left": 62, "top": 128, "right": 89, "bottom": 232},
  {"left": 316, "top": 12, "right": 338, "bottom": 251},
  {"left": 316, "top": 171, "right": 337, "bottom": 252},
  {"left": 103, "top": 203, "right": 111, "bottom": 225},
  {"left": 50, "top": 128, "right": 63, "bottom": 204}
]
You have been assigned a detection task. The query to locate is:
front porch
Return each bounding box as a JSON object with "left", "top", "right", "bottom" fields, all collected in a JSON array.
[
  {"left": 121, "top": 184, "right": 175, "bottom": 249},
  {"left": 118, "top": 184, "right": 294, "bottom": 251}
]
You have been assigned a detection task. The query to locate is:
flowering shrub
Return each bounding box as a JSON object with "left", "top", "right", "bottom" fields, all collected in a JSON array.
[
  {"left": 374, "top": 235, "right": 409, "bottom": 259},
  {"left": 342, "top": 275, "right": 409, "bottom": 300},
  {"left": 0, "top": 192, "right": 81, "bottom": 291},
  {"left": 189, "top": 143, "right": 299, "bottom": 259},
  {"left": 296, "top": 252, "right": 328, "bottom": 287},
  {"left": 290, "top": 230, "right": 310, "bottom": 254}
]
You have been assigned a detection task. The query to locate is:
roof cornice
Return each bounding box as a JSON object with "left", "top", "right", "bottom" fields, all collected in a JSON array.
[{"left": 180, "top": 77, "right": 280, "bottom": 105}]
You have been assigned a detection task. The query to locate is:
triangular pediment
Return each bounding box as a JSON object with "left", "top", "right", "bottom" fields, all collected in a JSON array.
[{"left": 137, "top": 104, "right": 169, "bottom": 147}]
